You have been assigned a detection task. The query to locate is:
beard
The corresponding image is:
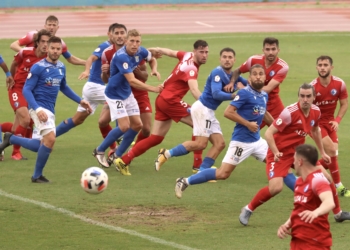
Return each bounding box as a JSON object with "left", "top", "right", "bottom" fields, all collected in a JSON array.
[
  {"left": 48, "top": 53, "right": 59, "bottom": 62},
  {"left": 250, "top": 81, "right": 264, "bottom": 91},
  {"left": 318, "top": 71, "right": 330, "bottom": 78}
]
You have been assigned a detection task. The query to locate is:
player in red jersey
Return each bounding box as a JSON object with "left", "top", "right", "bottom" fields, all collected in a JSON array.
[
  {"left": 227, "top": 37, "right": 288, "bottom": 128},
  {"left": 239, "top": 83, "right": 350, "bottom": 226},
  {"left": 277, "top": 144, "right": 334, "bottom": 250},
  {"left": 310, "top": 55, "right": 349, "bottom": 197},
  {"left": 10, "top": 15, "right": 85, "bottom": 66},
  {"left": 4, "top": 29, "right": 51, "bottom": 160},
  {"left": 113, "top": 40, "right": 208, "bottom": 174}
]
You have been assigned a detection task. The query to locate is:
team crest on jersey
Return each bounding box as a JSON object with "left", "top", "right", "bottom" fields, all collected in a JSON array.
[
  {"left": 269, "top": 171, "right": 274, "bottom": 178},
  {"left": 303, "top": 184, "right": 309, "bottom": 193},
  {"left": 27, "top": 73, "right": 32, "bottom": 79},
  {"left": 276, "top": 118, "right": 282, "bottom": 125},
  {"left": 214, "top": 75, "right": 220, "bottom": 82},
  {"left": 189, "top": 70, "right": 195, "bottom": 77},
  {"left": 269, "top": 70, "right": 275, "bottom": 77},
  {"left": 252, "top": 105, "right": 260, "bottom": 115},
  {"left": 45, "top": 77, "right": 53, "bottom": 86},
  {"left": 310, "top": 120, "right": 315, "bottom": 126},
  {"left": 94, "top": 48, "right": 101, "bottom": 52},
  {"left": 331, "top": 89, "right": 337, "bottom": 96},
  {"left": 233, "top": 95, "right": 240, "bottom": 101},
  {"left": 14, "top": 102, "right": 19, "bottom": 108},
  {"left": 123, "top": 62, "right": 128, "bottom": 69},
  {"left": 135, "top": 56, "right": 139, "bottom": 62}
]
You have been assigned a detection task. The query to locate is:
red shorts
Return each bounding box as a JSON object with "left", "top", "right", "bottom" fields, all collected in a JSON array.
[
  {"left": 319, "top": 123, "right": 338, "bottom": 143},
  {"left": 266, "top": 148, "right": 295, "bottom": 180},
  {"left": 155, "top": 95, "right": 190, "bottom": 122},
  {"left": 135, "top": 94, "right": 152, "bottom": 114},
  {"left": 290, "top": 238, "right": 331, "bottom": 250},
  {"left": 8, "top": 86, "right": 27, "bottom": 112}
]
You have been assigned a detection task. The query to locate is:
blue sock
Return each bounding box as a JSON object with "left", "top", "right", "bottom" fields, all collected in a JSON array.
[
  {"left": 284, "top": 173, "right": 297, "bottom": 191},
  {"left": 199, "top": 157, "right": 215, "bottom": 171},
  {"left": 56, "top": 118, "right": 75, "bottom": 137},
  {"left": 33, "top": 144, "right": 51, "bottom": 178},
  {"left": 116, "top": 128, "right": 138, "bottom": 156},
  {"left": 188, "top": 168, "right": 216, "bottom": 185},
  {"left": 0, "top": 125, "right": 2, "bottom": 143},
  {"left": 10, "top": 136, "right": 41, "bottom": 152},
  {"left": 97, "top": 127, "right": 124, "bottom": 152},
  {"left": 169, "top": 144, "right": 189, "bottom": 157}
]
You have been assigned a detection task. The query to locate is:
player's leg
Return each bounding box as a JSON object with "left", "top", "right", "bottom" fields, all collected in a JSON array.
[
  {"left": 98, "top": 103, "right": 117, "bottom": 155},
  {"left": 135, "top": 95, "right": 152, "bottom": 144}
]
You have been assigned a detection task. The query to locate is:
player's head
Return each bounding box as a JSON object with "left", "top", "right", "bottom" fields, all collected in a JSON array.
[
  {"left": 109, "top": 23, "right": 127, "bottom": 47},
  {"left": 33, "top": 29, "right": 51, "bottom": 53},
  {"left": 125, "top": 29, "right": 141, "bottom": 56},
  {"left": 47, "top": 36, "right": 62, "bottom": 63},
  {"left": 219, "top": 47, "right": 235, "bottom": 71},
  {"left": 249, "top": 64, "right": 266, "bottom": 91},
  {"left": 193, "top": 40, "right": 209, "bottom": 65},
  {"left": 298, "top": 83, "right": 315, "bottom": 111},
  {"left": 316, "top": 55, "right": 334, "bottom": 79},
  {"left": 44, "top": 15, "right": 59, "bottom": 36},
  {"left": 262, "top": 37, "right": 279, "bottom": 63},
  {"left": 294, "top": 144, "right": 319, "bottom": 175}
]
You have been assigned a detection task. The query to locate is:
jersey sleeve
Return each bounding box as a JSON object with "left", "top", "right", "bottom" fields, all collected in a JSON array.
[
  {"left": 272, "top": 64, "right": 289, "bottom": 83},
  {"left": 61, "top": 40, "right": 71, "bottom": 59},
  {"left": 239, "top": 56, "right": 253, "bottom": 74},
  {"left": 101, "top": 50, "right": 108, "bottom": 64},
  {"left": 92, "top": 44, "right": 105, "bottom": 59},
  {"left": 176, "top": 51, "right": 186, "bottom": 61},
  {"left": 23, "top": 64, "right": 41, "bottom": 110},
  {"left": 273, "top": 108, "right": 292, "bottom": 132},
  {"left": 312, "top": 174, "right": 331, "bottom": 196},
  {"left": 230, "top": 89, "right": 249, "bottom": 109},
  {"left": 339, "top": 80, "right": 348, "bottom": 100},
  {"left": 115, "top": 54, "right": 133, "bottom": 74},
  {"left": 14, "top": 49, "right": 24, "bottom": 64},
  {"left": 140, "top": 47, "right": 152, "bottom": 62},
  {"left": 18, "top": 32, "right": 34, "bottom": 46},
  {"left": 0, "top": 55, "right": 4, "bottom": 64},
  {"left": 211, "top": 71, "right": 233, "bottom": 101}
]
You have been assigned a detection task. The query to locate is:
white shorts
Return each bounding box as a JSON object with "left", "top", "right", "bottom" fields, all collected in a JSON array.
[
  {"left": 105, "top": 93, "right": 140, "bottom": 121},
  {"left": 29, "top": 108, "right": 56, "bottom": 137},
  {"left": 32, "top": 125, "right": 42, "bottom": 140},
  {"left": 77, "top": 81, "right": 106, "bottom": 114},
  {"left": 191, "top": 100, "right": 222, "bottom": 137},
  {"left": 222, "top": 137, "right": 268, "bottom": 165}
]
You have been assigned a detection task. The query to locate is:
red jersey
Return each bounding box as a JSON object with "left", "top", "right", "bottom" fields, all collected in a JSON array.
[
  {"left": 13, "top": 47, "right": 47, "bottom": 87},
  {"left": 310, "top": 76, "right": 348, "bottom": 124},
  {"left": 159, "top": 51, "right": 199, "bottom": 102},
  {"left": 18, "top": 30, "right": 68, "bottom": 54},
  {"left": 101, "top": 44, "right": 147, "bottom": 97},
  {"left": 239, "top": 55, "right": 288, "bottom": 113},
  {"left": 291, "top": 170, "right": 332, "bottom": 247},
  {"left": 272, "top": 102, "right": 321, "bottom": 150}
]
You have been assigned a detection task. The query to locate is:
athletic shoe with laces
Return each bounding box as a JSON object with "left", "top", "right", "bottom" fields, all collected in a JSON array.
[
  {"left": 92, "top": 148, "right": 109, "bottom": 168},
  {"left": 337, "top": 184, "right": 350, "bottom": 197},
  {"left": 155, "top": 148, "right": 168, "bottom": 171},
  {"left": 107, "top": 153, "right": 117, "bottom": 169},
  {"left": 175, "top": 178, "right": 188, "bottom": 199},
  {"left": 192, "top": 166, "right": 199, "bottom": 173},
  {"left": 31, "top": 175, "right": 50, "bottom": 183},
  {"left": 113, "top": 158, "right": 131, "bottom": 175},
  {"left": 239, "top": 206, "right": 253, "bottom": 226},
  {"left": 334, "top": 211, "right": 350, "bottom": 223},
  {"left": 11, "top": 152, "right": 28, "bottom": 160}
]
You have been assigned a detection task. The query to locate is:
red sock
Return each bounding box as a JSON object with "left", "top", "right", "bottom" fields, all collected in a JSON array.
[
  {"left": 330, "top": 182, "right": 341, "bottom": 215},
  {"left": 13, "top": 125, "right": 27, "bottom": 155},
  {"left": 1, "top": 122, "right": 14, "bottom": 133},
  {"left": 99, "top": 125, "right": 116, "bottom": 149},
  {"left": 135, "top": 132, "right": 148, "bottom": 144},
  {"left": 328, "top": 156, "right": 341, "bottom": 184},
  {"left": 192, "top": 135, "right": 203, "bottom": 168},
  {"left": 319, "top": 158, "right": 329, "bottom": 170},
  {"left": 121, "top": 134, "right": 164, "bottom": 165},
  {"left": 25, "top": 120, "right": 34, "bottom": 138},
  {"left": 248, "top": 186, "right": 272, "bottom": 211}
]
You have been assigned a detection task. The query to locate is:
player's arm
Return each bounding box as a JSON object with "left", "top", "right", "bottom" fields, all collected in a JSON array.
[
  {"left": 124, "top": 73, "right": 160, "bottom": 93},
  {"left": 299, "top": 191, "right": 334, "bottom": 223},
  {"left": 310, "top": 125, "right": 330, "bottom": 163},
  {"left": 65, "top": 54, "right": 86, "bottom": 66},
  {"left": 0, "top": 56, "right": 14, "bottom": 90},
  {"left": 8, "top": 59, "right": 19, "bottom": 90},
  {"left": 148, "top": 47, "right": 178, "bottom": 58},
  {"left": 330, "top": 98, "right": 348, "bottom": 131},
  {"left": 263, "top": 111, "right": 274, "bottom": 126},
  {"left": 224, "top": 105, "right": 258, "bottom": 133},
  {"left": 133, "top": 63, "right": 148, "bottom": 82},
  {"left": 277, "top": 217, "right": 291, "bottom": 239},
  {"left": 225, "top": 67, "right": 241, "bottom": 92},
  {"left": 101, "top": 63, "right": 110, "bottom": 83},
  {"left": 188, "top": 79, "right": 201, "bottom": 100},
  {"left": 78, "top": 54, "right": 98, "bottom": 80},
  {"left": 22, "top": 72, "right": 40, "bottom": 111},
  {"left": 262, "top": 79, "right": 281, "bottom": 94},
  {"left": 10, "top": 40, "right": 22, "bottom": 52},
  {"left": 265, "top": 124, "right": 282, "bottom": 160},
  {"left": 148, "top": 57, "right": 161, "bottom": 80},
  {"left": 212, "top": 80, "right": 235, "bottom": 101}
]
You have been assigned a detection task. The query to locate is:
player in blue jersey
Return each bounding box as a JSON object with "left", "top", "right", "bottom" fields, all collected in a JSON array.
[
  {"left": 93, "top": 29, "right": 162, "bottom": 174},
  {"left": 174, "top": 64, "right": 274, "bottom": 198},
  {"left": 155, "top": 48, "right": 248, "bottom": 172},
  {"left": 0, "top": 36, "right": 92, "bottom": 183}
]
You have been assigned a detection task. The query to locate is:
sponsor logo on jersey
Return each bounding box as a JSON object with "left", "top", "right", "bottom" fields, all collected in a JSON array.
[
  {"left": 26, "top": 59, "right": 30, "bottom": 63},
  {"left": 276, "top": 118, "right": 282, "bottom": 125},
  {"left": 27, "top": 73, "right": 32, "bottom": 79},
  {"left": 331, "top": 89, "right": 337, "bottom": 96},
  {"left": 214, "top": 75, "right": 220, "bottom": 82},
  {"left": 123, "top": 62, "right": 128, "bottom": 69},
  {"left": 45, "top": 77, "right": 61, "bottom": 86},
  {"left": 316, "top": 92, "right": 321, "bottom": 96},
  {"left": 303, "top": 184, "right": 309, "bottom": 193},
  {"left": 310, "top": 120, "right": 315, "bottom": 126},
  {"left": 189, "top": 70, "right": 195, "bottom": 77},
  {"left": 145, "top": 107, "right": 150, "bottom": 111},
  {"left": 233, "top": 95, "right": 240, "bottom": 101},
  {"left": 95, "top": 47, "right": 101, "bottom": 52},
  {"left": 252, "top": 105, "right": 260, "bottom": 115},
  {"left": 269, "top": 70, "right": 275, "bottom": 77},
  {"left": 297, "top": 119, "right": 302, "bottom": 124}
]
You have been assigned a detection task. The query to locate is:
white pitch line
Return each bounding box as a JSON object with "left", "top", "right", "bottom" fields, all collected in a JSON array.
[
  {"left": 0, "top": 189, "right": 199, "bottom": 250},
  {"left": 195, "top": 21, "right": 214, "bottom": 28}
]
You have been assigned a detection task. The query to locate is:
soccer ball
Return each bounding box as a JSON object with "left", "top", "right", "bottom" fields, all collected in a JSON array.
[{"left": 81, "top": 167, "right": 108, "bottom": 194}]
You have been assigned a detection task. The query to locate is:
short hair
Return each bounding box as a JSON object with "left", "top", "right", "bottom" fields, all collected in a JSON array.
[
  {"left": 109, "top": 23, "right": 127, "bottom": 33},
  {"left": 263, "top": 37, "right": 279, "bottom": 47},
  {"left": 220, "top": 47, "right": 235, "bottom": 56},
  {"left": 45, "top": 15, "right": 59, "bottom": 24},
  {"left": 316, "top": 55, "right": 333, "bottom": 65},
  {"left": 298, "top": 83, "right": 315, "bottom": 96},
  {"left": 48, "top": 36, "right": 62, "bottom": 45},
  {"left": 33, "top": 29, "right": 51, "bottom": 48},
  {"left": 295, "top": 144, "right": 319, "bottom": 166},
  {"left": 127, "top": 29, "right": 141, "bottom": 38},
  {"left": 249, "top": 64, "right": 265, "bottom": 74},
  {"left": 193, "top": 40, "right": 208, "bottom": 49}
]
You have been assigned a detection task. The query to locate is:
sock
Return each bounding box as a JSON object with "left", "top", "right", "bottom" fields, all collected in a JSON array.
[
  {"left": 121, "top": 134, "right": 164, "bottom": 165},
  {"left": 328, "top": 156, "right": 341, "bottom": 185},
  {"left": 1, "top": 122, "right": 13, "bottom": 133},
  {"left": 99, "top": 125, "right": 116, "bottom": 149},
  {"left": 12, "top": 125, "right": 27, "bottom": 155},
  {"left": 33, "top": 144, "right": 52, "bottom": 179},
  {"left": 97, "top": 127, "right": 124, "bottom": 152},
  {"left": 330, "top": 182, "right": 341, "bottom": 215},
  {"left": 25, "top": 120, "right": 34, "bottom": 139},
  {"left": 115, "top": 129, "right": 138, "bottom": 157},
  {"left": 169, "top": 144, "right": 189, "bottom": 157},
  {"left": 188, "top": 168, "right": 216, "bottom": 185},
  {"left": 10, "top": 136, "right": 41, "bottom": 152},
  {"left": 135, "top": 132, "right": 148, "bottom": 144},
  {"left": 56, "top": 118, "right": 75, "bottom": 137},
  {"left": 283, "top": 173, "right": 297, "bottom": 191},
  {"left": 248, "top": 186, "right": 272, "bottom": 211},
  {"left": 199, "top": 157, "right": 215, "bottom": 171},
  {"left": 192, "top": 135, "right": 202, "bottom": 168}
]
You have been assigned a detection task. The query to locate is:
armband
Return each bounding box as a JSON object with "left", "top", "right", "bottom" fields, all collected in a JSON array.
[
  {"left": 5, "top": 72, "right": 11, "bottom": 77},
  {"left": 335, "top": 116, "right": 342, "bottom": 124}
]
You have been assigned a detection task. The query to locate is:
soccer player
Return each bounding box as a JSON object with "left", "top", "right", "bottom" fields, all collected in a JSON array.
[
  {"left": 155, "top": 47, "right": 248, "bottom": 173},
  {"left": 277, "top": 144, "right": 334, "bottom": 250},
  {"left": 93, "top": 29, "right": 162, "bottom": 174},
  {"left": 5, "top": 29, "right": 51, "bottom": 160},
  {"left": 174, "top": 64, "right": 272, "bottom": 198},
  {"left": 113, "top": 40, "right": 209, "bottom": 174},
  {"left": 10, "top": 15, "right": 85, "bottom": 66},
  {"left": 239, "top": 83, "right": 350, "bottom": 226},
  {"left": 0, "top": 36, "right": 92, "bottom": 183},
  {"left": 310, "top": 55, "right": 349, "bottom": 197}
]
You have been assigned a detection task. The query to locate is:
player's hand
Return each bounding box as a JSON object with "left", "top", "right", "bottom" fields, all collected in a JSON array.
[
  {"left": 6, "top": 76, "right": 15, "bottom": 90},
  {"left": 329, "top": 121, "right": 339, "bottom": 132},
  {"left": 224, "top": 82, "right": 234, "bottom": 92},
  {"left": 37, "top": 110, "right": 48, "bottom": 123},
  {"left": 80, "top": 100, "right": 92, "bottom": 114},
  {"left": 247, "top": 121, "right": 259, "bottom": 133},
  {"left": 277, "top": 223, "right": 291, "bottom": 239},
  {"left": 101, "top": 63, "right": 110, "bottom": 74},
  {"left": 151, "top": 70, "right": 161, "bottom": 80},
  {"left": 321, "top": 153, "right": 331, "bottom": 164},
  {"left": 274, "top": 152, "right": 283, "bottom": 162},
  {"left": 148, "top": 48, "right": 163, "bottom": 59},
  {"left": 78, "top": 70, "right": 89, "bottom": 80},
  {"left": 299, "top": 210, "right": 318, "bottom": 223}
]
